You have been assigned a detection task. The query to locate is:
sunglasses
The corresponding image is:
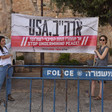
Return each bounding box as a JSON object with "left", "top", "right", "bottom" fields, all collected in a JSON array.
[{"left": 100, "top": 39, "right": 105, "bottom": 41}]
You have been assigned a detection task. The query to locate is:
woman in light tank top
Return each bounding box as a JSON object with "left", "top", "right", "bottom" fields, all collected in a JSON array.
[
  {"left": 0, "top": 36, "right": 15, "bottom": 102},
  {"left": 91, "top": 35, "right": 109, "bottom": 100}
]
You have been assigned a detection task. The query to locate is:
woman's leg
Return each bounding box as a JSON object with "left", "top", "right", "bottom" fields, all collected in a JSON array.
[
  {"left": 99, "top": 81, "right": 105, "bottom": 98},
  {"left": 6, "top": 65, "right": 15, "bottom": 101},
  {"left": 91, "top": 80, "right": 96, "bottom": 96},
  {"left": 0, "top": 66, "right": 7, "bottom": 91},
  {"left": 0, "top": 66, "right": 8, "bottom": 101},
  {"left": 7, "top": 66, "right": 13, "bottom": 95}
]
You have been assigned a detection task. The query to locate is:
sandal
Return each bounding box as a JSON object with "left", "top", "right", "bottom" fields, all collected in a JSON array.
[
  {"left": 88, "top": 94, "right": 95, "bottom": 98},
  {"left": 94, "top": 96, "right": 102, "bottom": 100}
]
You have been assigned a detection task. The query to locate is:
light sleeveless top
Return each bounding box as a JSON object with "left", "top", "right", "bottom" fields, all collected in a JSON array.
[
  {"left": 0, "top": 43, "right": 12, "bottom": 66},
  {"left": 95, "top": 46, "right": 108, "bottom": 66}
]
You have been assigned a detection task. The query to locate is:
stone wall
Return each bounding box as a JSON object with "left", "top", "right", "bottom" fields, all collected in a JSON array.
[{"left": 0, "top": 0, "right": 112, "bottom": 64}]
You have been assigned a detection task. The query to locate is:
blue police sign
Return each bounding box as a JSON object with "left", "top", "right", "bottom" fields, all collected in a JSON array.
[{"left": 43, "top": 67, "right": 112, "bottom": 80}]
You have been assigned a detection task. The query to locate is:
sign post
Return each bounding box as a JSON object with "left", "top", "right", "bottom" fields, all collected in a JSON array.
[{"left": 41, "top": 0, "right": 44, "bottom": 77}]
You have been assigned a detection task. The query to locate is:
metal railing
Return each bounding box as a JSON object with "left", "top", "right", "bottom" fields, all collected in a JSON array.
[{"left": 5, "top": 65, "right": 112, "bottom": 112}]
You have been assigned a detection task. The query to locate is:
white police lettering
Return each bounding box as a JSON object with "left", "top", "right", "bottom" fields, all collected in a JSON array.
[
  {"left": 47, "top": 70, "right": 74, "bottom": 77},
  {"left": 47, "top": 70, "right": 61, "bottom": 76},
  {"left": 86, "top": 71, "right": 112, "bottom": 77},
  {"left": 47, "top": 70, "right": 51, "bottom": 75},
  {"left": 64, "top": 70, "right": 74, "bottom": 76},
  {"left": 64, "top": 71, "right": 69, "bottom": 76},
  {"left": 70, "top": 70, "right": 74, "bottom": 76}
]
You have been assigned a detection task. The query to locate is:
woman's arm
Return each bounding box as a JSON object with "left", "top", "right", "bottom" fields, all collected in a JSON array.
[
  {"left": 0, "top": 54, "right": 13, "bottom": 59},
  {"left": 6, "top": 43, "right": 11, "bottom": 49},
  {"left": 94, "top": 47, "right": 109, "bottom": 60}
]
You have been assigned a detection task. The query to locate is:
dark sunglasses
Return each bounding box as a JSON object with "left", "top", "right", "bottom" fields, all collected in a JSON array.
[{"left": 100, "top": 39, "right": 105, "bottom": 41}]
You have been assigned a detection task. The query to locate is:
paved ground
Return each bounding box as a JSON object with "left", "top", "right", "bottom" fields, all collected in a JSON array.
[{"left": 0, "top": 68, "right": 112, "bottom": 112}]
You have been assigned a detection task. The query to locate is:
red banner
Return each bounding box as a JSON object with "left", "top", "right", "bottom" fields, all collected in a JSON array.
[{"left": 11, "top": 35, "right": 97, "bottom": 47}]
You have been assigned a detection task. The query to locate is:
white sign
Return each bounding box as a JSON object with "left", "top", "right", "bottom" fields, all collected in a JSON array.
[{"left": 11, "top": 13, "right": 99, "bottom": 54}]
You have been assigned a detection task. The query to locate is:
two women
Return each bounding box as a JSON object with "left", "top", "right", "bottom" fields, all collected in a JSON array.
[{"left": 0, "top": 36, "right": 15, "bottom": 101}]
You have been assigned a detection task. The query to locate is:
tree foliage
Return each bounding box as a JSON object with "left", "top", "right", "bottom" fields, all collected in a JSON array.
[
  {"left": 55, "top": 53, "right": 81, "bottom": 65},
  {"left": 53, "top": 0, "right": 112, "bottom": 25}
]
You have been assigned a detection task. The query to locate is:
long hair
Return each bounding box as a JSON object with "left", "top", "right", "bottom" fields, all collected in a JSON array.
[{"left": 0, "top": 36, "right": 5, "bottom": 53}]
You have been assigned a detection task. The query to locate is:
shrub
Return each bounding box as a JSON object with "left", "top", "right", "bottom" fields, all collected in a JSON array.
[
  {"left": 55, "top": 53, "right": 80, "bottom": 65},
  {"left": 109, "top": 48, "right": 112, "bottom": 56},
  {"left": 16, "top": 55, "right": 24, "bottom": 60}
]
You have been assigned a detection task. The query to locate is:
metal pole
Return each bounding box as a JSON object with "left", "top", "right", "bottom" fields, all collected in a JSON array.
[
  {"left": 89, "top": 80, "right": 91, "bottom": 112},
  {"left": 65, "top": 80, "right": 68, "bottom": 112},
  {"left": 77, "top": 80, "right": 80, "bottom": 112},
  {"left": 41, "top": 79, "right": 44, "bottom": 112},
  {"left": 101, "top": 80, "right": 104, "bottom": 112},
  {"left": 53, "top": 80, "right": 56, "bottom": 112},
  {"left": 5, "top": 75, "right": 8, "bottom": 112},
  {"left": 41, "top": 0, "right": 43, "bottom": 16},
  {"left": 29, "top": 80, "right": 32, "bottom": 112},
  {"left": 41, "top": 0, "right": 44, "bottom": 77}
]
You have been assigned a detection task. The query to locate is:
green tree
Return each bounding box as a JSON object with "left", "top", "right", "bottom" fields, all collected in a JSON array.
[
  {"left": 53, "top": 0, "right": 112, "bottom": 25},
  {"left": 55, "top": 53, "right": 80, "bottom": 65}
]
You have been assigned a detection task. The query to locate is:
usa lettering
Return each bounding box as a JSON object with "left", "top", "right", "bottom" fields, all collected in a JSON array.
[{"left": 29, "top": 19, "right": 82, "bottom": 36}]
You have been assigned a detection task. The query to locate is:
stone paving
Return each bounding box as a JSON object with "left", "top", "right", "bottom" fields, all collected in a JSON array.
[{"left": 0, "top": 69, "right": 112, "bottom": 112}]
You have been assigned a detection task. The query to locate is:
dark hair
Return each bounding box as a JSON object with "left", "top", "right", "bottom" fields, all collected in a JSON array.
[
  {"left": 99, "top": 35, "right": 108, "bottom": 44},
  {"left": 0, "top": 36, "right": 5, "bottom": 53}
]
